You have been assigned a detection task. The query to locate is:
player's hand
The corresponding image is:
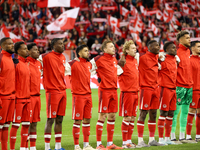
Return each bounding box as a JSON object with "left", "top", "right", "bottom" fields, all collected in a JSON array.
[
  {"left": 118, "top": 55, "right": 126, "bottom": 67},
  {"left": 158, "top": 53, "right": 165, "bottom": 61},
  {"left": 175, "top": 55, "right": 180, "bottom": 64},
  {"left": 74, "top": 57, "right": 80, "bottom": 61}
]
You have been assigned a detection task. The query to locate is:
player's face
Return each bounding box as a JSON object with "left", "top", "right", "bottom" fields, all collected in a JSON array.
[
  {"left": 18, "top": 44, "right": 29, "bottom": 58},
  {"left": 54, "top": 40, "right": 64, "bottom": 53},
  {"left": 150, "top": 42, "right": 160, "bottom": 54},
  {"left": 79, "top": 47, "right": 89, "bottom": 59},
  {"left": 193, "top": 42, "right": 200, "bottom": 55},
  {"left": 4, "top": 39, "right": 14, "bottom": 54},
  {"left": 104, "top": 42, "right": 115, "bottom": 55},
  {"left": 167, "top": 44, "right": 177, "bottom": 56},
  {"left": 29, "top": 45, "right": 39, "bottom": 59},
  {"left": 126, "top": 44, "right": 136, "bottom": 57},
  {"left": 181, "top": 34, "right": 191, "bottom": 47}
]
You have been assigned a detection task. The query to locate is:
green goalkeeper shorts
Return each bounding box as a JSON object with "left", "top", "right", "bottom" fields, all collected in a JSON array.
[{"left": 176, "top": 86, "right": 193, "bottom": 105}]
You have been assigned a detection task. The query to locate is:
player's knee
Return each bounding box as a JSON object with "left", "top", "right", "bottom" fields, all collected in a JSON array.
[
  {"left": 47, "top": 118, "right": 55, "bottom": 125},
  {"left": 168, "top": 110, "right": 174, "bottom": 117},
  {"left": 189, "top": 108, "right": 196, "bottom": 114},
  {"left": 99, "top": 113, "right": 107, "bottom": 122},
  {"left": 139, "top": 110, "right": 148, "bottom": 121},
  {"left": 131, "top": 116, "right": 136, "bottom": 122},
  {"left": 74, "top": 120, "right": 82, "bottom": 124},
  {"left": 160, "top": 110, "right": 168, "bottom": 117},
  {"left": 83, "top": 118, "right": 90, "bottom": 124},
  {"left": 30, "top": 122, "right": 37, "bottom": 131},
  {"left": 123, "top": 116, "right": 131, "bottom": 122},
  {"left": 56, "top": 116, "right": 63, "bottom": 124},
  {"left": 149, "top": 109, "right": 157, "bottom": 120},
  {"left": 108, "top": 113, "right": 116, "bottom": 120}
]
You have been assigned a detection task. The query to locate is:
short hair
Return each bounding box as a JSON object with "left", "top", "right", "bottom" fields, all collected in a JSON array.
[
  {"left": 51, "top": 38, "right": 62, "bottom": 49},
  {"left": 176, "top": 30, "right": 189, "bottom": 41},
  {"left": 0, "top": 37, "right": 11, "bottom": 47},
  {"left": 27, "top": 43, "right": 37, "bottom": 51},
  {"left": 14, "top": 41, "right": 25, "bottom": 54},
  {"left": 101, "top": 40, "right": 113, "bottom": 52},
  {"left": 122, "top": 40, "right": 135, "bottom": 55},
  {"left": 147, "top": 40, "right": 157, "bottom": 48},
  {"left": 190, "top": 40, "right": 200, "bottom": 48},
  {"left": 76, "top": 44, "right": 88, "bottom": 57},
  {"left": 163, "top": 41, "right": 174, "bottom": 52}
]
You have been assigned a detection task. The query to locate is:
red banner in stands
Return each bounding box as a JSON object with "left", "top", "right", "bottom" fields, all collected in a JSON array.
[
  {"left": 92, "top": 18, "right": 107, "bottom": 22},
  {"left": 101, "top": 6, "right": 117, "bottom": 11},
  {"left": 75, "top": 20, "right": 91, "bottom": 25}
]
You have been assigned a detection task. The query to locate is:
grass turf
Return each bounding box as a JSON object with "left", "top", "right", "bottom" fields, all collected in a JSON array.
[{"left": 11, "top": 89, "right": 200, "bottom": 150}]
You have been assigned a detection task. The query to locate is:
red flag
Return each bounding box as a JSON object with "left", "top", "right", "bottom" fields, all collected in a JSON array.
[
  {"left": 32, "top": 8, "right": 40, "bottom": 17},
  {"left": 170, "top": 21, "right": 177, "bottom": 32},
  {"left": 20, "top": 27, "right": 30, "bottom": 40},
  {"left": 129, "top": 26, "right": 142, "bottom": 48},
  {"left": 181, "top": 3, "right": 190, "bottom": 14},
  {"left": 47, "top": 9, "right": 54, "bottom": 22},
  {"left": 150, "top": 22, "right": 158, "bottom": 35},
  {"left": 120, "top": 5, "right": 129, "bottom": 18},
  {"left": 140, "top": 5, "right": 147, "bottom": 16},
  {"left": 113, "top": 26, "right": 122, "bottom": 36},
  {"left": 163, "top": 10, "right": 171, "bottom": 23},
  {"left": 19, "top": 17, "right": 25, "bottom": 26},
  {"left": 197, "top": 0, "right": 200, "bottom": 9},
  {"left": 197, "top": 18, "right": 200, "bottom": 26},
  {"left": 134, "top": 17, "right": 143, "bottom": 33},
  {"left": 19, "top": 6, "right": 26, "bottom": 18},
  {"left": 190, "top": 0, "right": 196, "bottom": 10},
  {"left": 130, "top": 4, "right": 138, "bottom": 17},
  {"left": 108, "top": 15, "right": 120, "bottom": 28},
  {"left": 172, "top": 15, "right": 181, "bottom": 26},
  {"left": 37, "top": 0, "right": 80, "bottom": 8},
  {"left": 156, "top": 10, "right": 163, "bottom": 20},
  {"left": 165, "top": 3, "right": 174, "bottom": 13},
  {"left": 35, "top": 24, "right": 43, "bottom": 36},
  {"left": 93, "top": 2, "right": 98, "bottom": 13}
]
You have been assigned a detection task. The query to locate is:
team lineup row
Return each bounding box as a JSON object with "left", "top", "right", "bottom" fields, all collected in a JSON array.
[{"left": 0, "top": 30, "right": 200, "bottom": 150}]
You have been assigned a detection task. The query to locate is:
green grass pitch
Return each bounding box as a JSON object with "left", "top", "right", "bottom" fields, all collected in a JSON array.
[{"left": 11, "top": 89, "right": 200, "bottom": 150}]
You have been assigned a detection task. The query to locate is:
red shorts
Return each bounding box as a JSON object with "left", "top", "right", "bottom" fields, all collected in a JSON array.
[
  {"left": 98, "top": 88, "right": 118, "bottom": 113},
  {"left": 72, "top": 94, "right": 92, "bottom": 120},
  {"left": 190, "top": 91, "right": 200, "bottom": 109},
  {"left": 119, "top": 92, "right": 138, "bottom": 117},
  {"left": 159, "top": 87, "right": 176, "bottom": 111},
  {"left": 46, "top": 90, "right": 66, "bottom": 118},
  {"left": 0, "top": 96, "right": 15, "bottom": 124},
  {"left": 13, "top": 99, "right": 31, "bottom": 123},
  {"left": 139, "top": 87, "right": 159, "bottom": 110},
  {"left": 30, "top": 96, "right": 41, "bottom": 123}
]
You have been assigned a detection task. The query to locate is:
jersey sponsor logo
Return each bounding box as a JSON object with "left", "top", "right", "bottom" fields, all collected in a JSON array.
[
  {"left": 144, "top": 104, "right": 148, "bottom": 108},
  {"left": 103, "top": 106, "right": 107, "bottom": 110},
  {"left": 192, "top": 102, "right": 195, "bottom": 106},
  {"left": 52, "top": 111, "right": 56, "bottom": 116},
  {"left": 178, "top": 98, "right": 181, "bottom": 102},
  {"left": 163, "top": 104, "right": 167, "bottom": 108},
  {"left": 17, "top": 116, "right": 21, "bottom": 120},
  {"left": 76, "top": 113, "right": 80, "bottom": 117},
  {"left": 0, "top": 116, "right": 2, "bottom": 120}
]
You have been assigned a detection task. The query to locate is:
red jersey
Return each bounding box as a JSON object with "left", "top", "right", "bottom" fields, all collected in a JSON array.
[
  {"left": 159, "top": 54, "right": 177, "bottom": 89},
  {"left": 15, "top": 55, "right": 30, "bottom": 99},
  {"left": 176, "top": 44, "right": 193, "bottom": 88},
  {"left": 27, "top": 56, "right": 42, "bottom": 96},
  {"left": 118, "top": 55, "right": 139, "bottom": 92},
  {"left": 139, "top": 51, "right": 159, "bottom": 89},
  {"left": 190, "top": 55, "right": 200, "bottom": 91},
  {"left": 41, "top": 51, "right": 66, "bottom": 92},
  {"left": 94, "top": 53, "right": 118, "bottom": 89},
  {"left": 0, "top": 50, "right": 15, "bottom": 96},
  {"left": 68, "top": 58, "right": 92, "bottom": 95}
]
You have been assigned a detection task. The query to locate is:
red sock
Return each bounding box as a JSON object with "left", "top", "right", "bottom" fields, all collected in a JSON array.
[
  {"left": 148, "top": 120, "right": 156, "bottom": 138},
  {"left": 196, "top": 113, "right": 200, "bottom": 135},
  {"left": 20, "top": 123, "right": 30, "bottom": 148},
  {"left": 10, "top": 123, "right": 20, "bottom": 150},
  {"left": 0, "top": 124, "right": 3, "bottom": 148},
  {"left": 73, "top": 123, "right": 80, "bottom": 145},
  {"left": 25, "top": 134, "right": 29, "bottom": 149},
  {"left": 137, "top": 121, "right": 144, "bottom": 138},
  {"left": 55, "top": 132, "right": 62, "bottom": 143},
  {"left": 82, "top": 123, "right": 90, "bottom": 143},
  {"left": 96, "top": 120, "right": 104, "bottom": 142},
  {"left": 121, "top": 120, "right": 129, "bottom": 143},
  {"left": 44, "top": 133, "right": 51, "bottom": 144},
  {"left": 186, "top": 113, "right": 195, "bottom": 135},
  {"left": 158, "top": 116, "right": 165, "bottom": 138},
  {"left": 107, "top": 120, "right": 115, "bottom": 142},
  {"left": 1, "top": 123, "right": 10, "bottom": 150},
  {"left": 127, "top": 121, "right": 134, "bottom": 142},
  {"left": 165, "top": 116, "right": 173, "bottom": 137},
  {"left": 30, "top": 132, "right": 37, "bottom": 147}
]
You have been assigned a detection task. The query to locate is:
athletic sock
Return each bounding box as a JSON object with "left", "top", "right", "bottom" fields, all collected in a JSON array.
[
  {"left": 127, "top": 121, "right": 134, "bottom": 143},
  {"left": 180, "top": 105, "right": 189, "bottom": 133},
  {"left": 82, "top": 123, "right": 90, "bottom": 144},
  {"left": 73, "top": 123, "right": 80, "bottom": 146},
  {"left": 30, "top": 132, "right": 37, "bottom": 149},
  {"left": 0, "top": 124, "right": 3, "bottom": 147},
  {"left": 165, "top": 116, "right": 173, "bottom": 139},
  {"left": 55, "top": 132, "right": 62, "bottom": 149},
  {"left": 96, "top": 120, "right": 104, "bottom": 146},
  {"left": 137, "top": 121, "right": 144, "bottom": 143},
  {"left": 44, "top": 133, "right": 51, "bottom": 150},
  {"left": 107, "top": 120, "right": 115, "bottom": 143},
  {"left": 10, "top": 123, "right": 20, "bottom": 150},
  {"left": 186, "top": 112, "right": 195, "bottom": 138},
  {"left": 172, "top": 104, "right": 181, "bottom": 134},
  {"left": 121, "top": 120, "right": 129, "bottom": 145},
  {"left": 148, "top": 120, "right": 156, "bottom": 142},
  {"left": 196, "top": 113, "right": 200, "bottom": 138},
  {"left": 1, "top": 123, "right": 10, "bottom": 150},
  {"left": 20, "top": 122, "right": 30, "bottom": 148},
  {"left": 158, "top": 116, "right": 165, "bottom": 139}
]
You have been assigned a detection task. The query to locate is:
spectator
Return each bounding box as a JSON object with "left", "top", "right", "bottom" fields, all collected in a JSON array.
[
  {"left": 91, "top": 39, "right": 102, "bottom": 54},
  {"left": 78, "top": 31, "right": 88, "bottom": 45},
  {"left": 20, "top": 0, "right": 28, "bottom": 11},
  {"left": 12, "top": 1, "right": 19, "bottom": 11},
  {"left": 2, "top": 10, "right": 9, "bottom": 22},
  {"left": 1, "top": 0, "right": 10, "bottom": 14},
  {"left": 12, "top": 6, "right": 19, "bottom": 21}
]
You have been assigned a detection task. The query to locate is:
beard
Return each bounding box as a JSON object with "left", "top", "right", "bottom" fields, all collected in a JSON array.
[{"left": 6, "top": 50, "right": 14, "bottom": 54}]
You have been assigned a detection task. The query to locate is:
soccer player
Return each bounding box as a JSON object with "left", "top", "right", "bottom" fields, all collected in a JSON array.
[
  {"left": 137, "top": 40, "right": 164, "bottom": 147},
  {"left": 186, "top": 41, "right": 200, "bottom": 142},
  {"left": 171, "top": 30, "right": 193, "bottom": 143},
  {"left": 65, "top": 45, "right": 96, "bottom": 150},
  {"left": 0, "top": 37, "right": 15, "bottom": 150},
  {"left": 118, "top": 40, "right": 139, "bottom": 148},
  {"left": 9, "top": 41, "right": 31, "bottom": 150},
  {"left": 38, "top": 38, "right": 66, "bottom": 150},
  {"left": 26, "top": 43, "right": 42, "bottom": 150},
  {"left": 157, "top": 41, "right": 179, "bottom": 145},
  {"left": 90, "top": 40, "right": 123, "bottom": 150}
]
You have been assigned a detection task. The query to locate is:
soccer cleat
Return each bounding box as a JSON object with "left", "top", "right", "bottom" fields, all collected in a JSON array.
[
  {"left": 179, "top": 138, "right": 191, "bottom": 143},
  {"left": 122, "top": 143, "right": 136, "bottom": 149},
  {"left": 158, "top": 139, "right": 168, "bottom": 145},
  {"left": 75, "top": 146, "right": 83, "bottom": 150},
  {"left": 106, "top": 144, "right": 123, "bottom": 149},
  {"left": 165, "top": 140, "right": 178, "bottom": 145},
  {"left": 196, "top": 138, "right": 200, "bottom": 142},
  {"left": 55, "top": 148, "right": 65, "bottom": 150},
  {"left": 185, "top": 138, "right": 197, "bottom": 143},
  {"left": 83, "top": 145, "right": 97, "bottom": 150},
  {"left": 137, "top": 141, "right": 150, "bottom": 147},
  {"left": 96, "top": 144, "right": 107, "bottom": 150},
  {"left": 148, "top": 140, "right": 165, "bottom": 146},
  {"left": 171, "top": 139, "right": 182, "bottom": 144}
]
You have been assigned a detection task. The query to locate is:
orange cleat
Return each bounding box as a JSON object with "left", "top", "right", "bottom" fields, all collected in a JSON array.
[
  {"left": 106, "top": 144, "right": 123, "bottom": 149},
  {"left": 96, "top": 144, "right": 108, "bottom": 150}
]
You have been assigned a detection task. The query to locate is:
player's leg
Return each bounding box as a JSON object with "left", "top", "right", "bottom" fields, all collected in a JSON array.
[
  {"left": 30, "top": 122, "right": 37, "bottom": 150},
  {"left": 54, "top": 115, "right": 64, "bottom": 150},
  {"left": 121, "top": 116, "right": 131, "bottom": 147},
  {"left": 158, "top": 110, "right": 168, "bottom": 144},
  {"left": 186, "top": 108, "right": 196, "bottom": 140},
  {"left": 196, "top": 108, "right": 200, "bottom": 141},
  {"left": 73, "top": 119, "right": 82, "bottom": 150},
  {"left": 127, "top": 116, "right": 136, "bottom": 144},
  {"left": 44, "top": 118, "right": 55, "bottom": 150}
]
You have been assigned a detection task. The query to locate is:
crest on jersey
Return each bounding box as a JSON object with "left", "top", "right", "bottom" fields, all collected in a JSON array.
[
  {"left": 17, "top": 116, "right": 21, "bottom": 120},
  {"left": 76, "top": 113, "right": 80, "bottom": 117},
  {"left": 103, "top": 106, "right": 107, "bottom": 110},
  {"left": 192, "top": 102, "right": 195, "bottom": 106},
  {"left": 144, "top": 104, "right": 148, "bottom": 108},
  {"left": 178, "top": 98, "right": 181, "bottom": 102},
  {"left": 52, "top": 111, "right": 56, "bottom": 116},
  {"left": 163, "top": 104, "right": 167, "bottom": 108}
]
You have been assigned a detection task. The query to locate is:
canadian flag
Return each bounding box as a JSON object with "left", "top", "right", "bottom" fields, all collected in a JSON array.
[
  {"left": 181, "top": 3, "right": 190, "bottom": 14},
  {"left": 93, "top": 2, "right": 98, "bottom": 13},
  {"left": 27, "top": 9, "right": 33, "bottom": 19},
  {"left": 197, "top": 18, "right": 200, "bottom": 26},
  {"left": 120, "top": 5, "right": 129, "bottom": 18},
  {"left": 108, "top": 15, "right": 120, "bottom": 28},
  {"left": 140, "top": 5, "right": 147, "bottom": 16},
  {"left": 19, "top": 17, "right": 25, "bottom": 26},
  {"left": 47, "top": 8, "right": 79, "bottom": 31},
  {"left": 156, "top": 10, "right": 163, "bottom": 20},
  {"left": 134, "top": 17, "right": 143, "bottom": 33},
  {"left": 60, "top": 7, "right": 66, "bottom": 13},
  {"left": 163, "top": 10, "right": 171, "bottom": 23},
  {"left": 20, "top": 26, "right": 30, "bottom": 39},
  {"left": 165, "top": 3, "right": 174, "bottom": 13},
  {"left": 170, "top": 21, "right": 177, "bottom": 32},
  {"left": 113, "top": 26, "right": 122, "bottom": 36},
  {"left": 35, "top": 24, "right": 43, "bottom": 36},
  {"left": 19, "top": 6, "right": 26, "bottom": 18},
  {"left": 150, "top": 22, "right": 158, "bottom": 35},
  {"left": 172, "top": 15, "right": 181, "bottom": 26},
  {"left": 197, "top": 0, "right": 200, "bottom": 9},
  {"left": 129, "top": 26, "right": 142, "bottom": 48},
  {"left": 32, "top": 8, "right": 40, "bottom": 17},
  {"left": 190, "top": 0, "right": 196, "bottom": 10},
  {"left": 130, "top": 4, "right": 138, "bottom": 17},
  {"left": 47, "top": 9, "right": 54, "bottom": 22},
  {"left": 37, "top": 0, "right": 80, "bottom": 8}
]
